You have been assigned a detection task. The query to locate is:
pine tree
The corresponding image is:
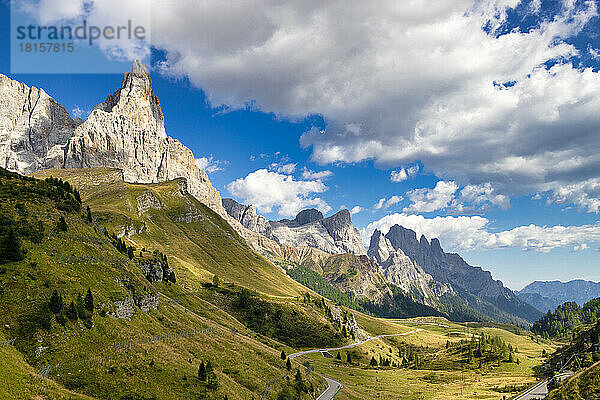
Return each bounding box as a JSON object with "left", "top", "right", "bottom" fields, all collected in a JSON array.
[
  {"left": 58, "top": 216, "right": 68, "bottom": 232},
  {"left": 76, "top": 293, "right": 87, "bottom": 319},
  {"left": 66, "top": 301, "right": 78, "bottom": 320},
  {"left": 85, "top": 206, "right": 92, "bottom": 223},
  {"left": 370, "top": 356, "right": 378, "bottom": 367},
  {"left": 49, "top": 290, "right": 63, "bottom": 314},
  {"left": 281, "top": 350, "right": 286, "bottom": 360},
  {"left": 0, "top": 226, "right": 24, "bottom": 263},
  {"left": 207, "top": 371, "right": 218, "bottom": 390},
  {"left": 294, "top": 369, "right": 307, "bottom": 393},
  {"left": 346, "top": 353, "right": 352, "bottom": 363},
  {"left": 286, "top": 358, "right": 291, "bottom": 370},
  {"left": 198, "top": 361, "right": 206, "bottom": 380},
  {"left": 84, "top": 288, "right": 94, "bottom": 312}
]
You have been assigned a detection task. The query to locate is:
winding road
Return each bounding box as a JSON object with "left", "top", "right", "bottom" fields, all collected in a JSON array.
[{"left": 288, "top": 329, "right": 424, "bottom": 400}]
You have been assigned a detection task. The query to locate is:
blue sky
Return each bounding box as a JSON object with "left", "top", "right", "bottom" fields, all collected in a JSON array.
[{"left": 2, "top": 0, "right": 600, "bottom": 289}]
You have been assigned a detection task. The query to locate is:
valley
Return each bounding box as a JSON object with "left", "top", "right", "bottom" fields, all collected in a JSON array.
[{"left": 0, "top": 59, "right": 595, "bottom": 400}]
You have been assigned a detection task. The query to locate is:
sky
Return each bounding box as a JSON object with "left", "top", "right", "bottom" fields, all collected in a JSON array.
[{"left": 2, "top": 0, "right": 600, "bottom": 289}]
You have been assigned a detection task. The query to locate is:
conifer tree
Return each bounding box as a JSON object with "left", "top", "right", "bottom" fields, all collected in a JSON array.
[
  {"left": 84, "top": 288, "right": 94, "bottom": 312},
  {"left": 286, "top": 358, "right": 291, "bottom": 370},
  {"left": 198, "top": 361, "right": 206, "bottom": 380},
  {"left": 49, "top": 290, "right": 63, "bottom": 314},
  {"left": 281, "top": 350, "right": 286, "bottom": 360},
  {"left": 58, "top": 216, "right": 68, "bottom": 232}
]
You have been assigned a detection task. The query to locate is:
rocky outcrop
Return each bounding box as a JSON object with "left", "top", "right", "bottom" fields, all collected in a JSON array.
[
  {"left": 380, "top": 224, "right": 542, "bottom": 323},
  {"left": 0, "top": 60, "right": 226, "bottom": 218},
  {"left": 223, "top": 199, "right": 366, "bottom": 256},
  {"left": 222, "top": 198, "right": 271, "bottom": 236},
  {"left": 0, "top": 74, "right": 81, "bottom": 174},
  {"left": 368, "top": 230, "right": 452, "bottom": 301}
]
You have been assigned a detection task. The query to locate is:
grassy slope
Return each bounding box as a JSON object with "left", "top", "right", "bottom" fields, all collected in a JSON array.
[
  {"left": 546, "top": 361, "right": 600, "bottom": 400},
  {"left": 298, "top": 314, "right": 557, "bottom": 399},
  {"left": 1, "top": 168, "right": 328, "bottom": 399},
  {"left": 33, "top": 168, "right": 307, "bottom": 298}
]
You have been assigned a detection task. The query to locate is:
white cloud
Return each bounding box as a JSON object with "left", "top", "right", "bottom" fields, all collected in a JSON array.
[
  {"left": 71, "top": 105, "right": 90, "bottom": 119},
  {"left": 404, "top": 181, "right": 458, "bottom": 213},
  {"left": 350, "top": 206, "right": 363, "bottom": 215},
  {"left": 374, "top": 195, "right": 403, "bottom": 210},
  {"left": 301, "top": 168, "right": 333, "bottom": 180},
  {"left": 269, "top": 162, "right": 297, "bottom": 174},
  {"left": 30, "top": 0, "right": 600, "bottom": 212},
  {"left": 362, "top": 213, "right": 600, "bottom": 253},
  {"left": 227, "top": 169, "right": 331, "bottom": 217},
  {"left": 195, "top": 156, "right": 226, "bottom": 173},
  {"left": 574, "top": 243, "right": 589, "bottom": 251},
  {"left": 390, "top": 165, "right": 419, "bottom": 182},
  {"left": 390, "top": 169, "right": 408, "bottom": 182},
  {"left": 590, "top": 47, "right": 600, "bottom": 60},
  {"left": 452, "top": 183, "right": 510, "bottom": 212}
]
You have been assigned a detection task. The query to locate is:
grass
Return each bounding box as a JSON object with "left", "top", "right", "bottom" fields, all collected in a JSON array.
[
  {"left": 1, "top": 168, "right": 327, "bottom": 399},
  {"left": 291, "top": 316, "right": 557, "bottom": 399}
]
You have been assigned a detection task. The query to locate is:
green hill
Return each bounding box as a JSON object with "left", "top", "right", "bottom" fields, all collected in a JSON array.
[{"left": 0, "top": 167, "right": 341, "bottom": 399}]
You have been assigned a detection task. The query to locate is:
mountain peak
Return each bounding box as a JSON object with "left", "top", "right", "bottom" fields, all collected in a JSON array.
[
  {"left": 293, "top": 208, "right": 324, "bottom": 225},
  {"left": 130, "top": 59, "right": 150, "bottom": 77}
]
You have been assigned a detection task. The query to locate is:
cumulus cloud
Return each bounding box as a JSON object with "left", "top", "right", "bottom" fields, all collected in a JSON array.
[
  {"left": 195, "top": 156, "right": 226, "bottom": 173},
  {"left": 29, "top": 0, "right": 600, "bottom": 211},
  {"left": 374, "top": 195, "right": 403, "bottom": 210},
  {"left": 404, "top": 181, "right": 458, "bottom": 213},
  {"left": 301, "top": 168, "right": 333, "bottom": 180},
  {"left": 390, "top": 165, "right": 419, "bottom": 182},
  {"left": 350, "top": 206, "right": 363, "bottom": 215},
  {"left": 227, "top": 169, "right": 331, "bottom": 217},
  {"left": 71, "top": 105, "right": 90, "bottom": 119},
  {"left": 362, "top": 213, "right": 600, "bottom": 253},
  {"left": 270, "top": 162, "right": 297, "bottom": 174},
  {"left": 452, "top": 183, "right": 510, "bottom": 212}
]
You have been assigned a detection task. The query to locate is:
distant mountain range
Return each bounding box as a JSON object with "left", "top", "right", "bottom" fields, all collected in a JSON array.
[
  {"left": 225, "top": 197, "right": 542, "bottom": 324},
  {"left": 516, "top": 280, "right": 600, "bottom": 313}
]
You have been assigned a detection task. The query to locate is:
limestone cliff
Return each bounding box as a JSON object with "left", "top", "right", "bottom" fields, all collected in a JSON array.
[
  {"left": 223, "top": 198, "right": 366, "bottom": 256},
  {"left": 381, "top": 224, "right": 542, "bottom": 323},
  {"left": 0, "top": 60, "right": 226, "bottom": 217},
  {"left": 368, "top": 229, "right": 453, "bottom": 301}
]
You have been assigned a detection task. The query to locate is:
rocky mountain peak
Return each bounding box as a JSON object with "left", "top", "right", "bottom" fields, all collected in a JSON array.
[
  {"left": 293, "top": 209, "right": 324, "bottom": 226},
  {"left": 379, "top": 224, "right": 542, "bottom": 323},
  {"left": 0, "top": 60, "right": 226, "bottom": 218}
]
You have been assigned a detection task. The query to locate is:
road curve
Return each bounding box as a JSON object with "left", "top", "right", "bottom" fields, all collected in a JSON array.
[
  {"left": 316, "top": 375, "right": 343, "bottom": 400},
  {"left": 289, "top": 329, "right": 424, "bottom": 359},
  {"left": 288, "top": 329, "right": 423, "bottom": 399}
]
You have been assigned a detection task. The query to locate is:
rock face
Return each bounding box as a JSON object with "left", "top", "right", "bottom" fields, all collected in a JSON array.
[
  {"left": 0, "top": 60, "right": 226, "bottom": 217},
  {"left": 222, "top": 198, "right": 271, "bottom": 236},
  {"left": 223, "top": 198, "right": 366, "bottom": 255},
  {"left": 368, "top": 230, "right": 452, "bottom": 301},
  {"left": 0, "top": 74, "right": 81, "bottom": 174},
  {"left": 380, "top": 224, "right": 542, "bottom": 323}
]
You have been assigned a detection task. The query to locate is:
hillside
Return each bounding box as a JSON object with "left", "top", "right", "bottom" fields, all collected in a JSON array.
[
  {"left": 32, "top": 167, "right": 307, "bottom": 298},
  {"left": 0, "top": 167, "right": 344, "bottom": 399},
  {"left": 531, "top": 297, "right": 600, "bottom": 339}
]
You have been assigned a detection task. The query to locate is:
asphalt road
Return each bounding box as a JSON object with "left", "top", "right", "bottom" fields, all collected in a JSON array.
[
  {"left": 316, "top": 375, "right": 343, "bottom": 400},
  {"left": 288, "top": 329, "right": 424, "bottom": 359},
  {"left": 513, "top": 372, "right": 573, "bottom": 400},
  {"left": 289, "top": 328, "right": 424, "bottom": 399}
]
